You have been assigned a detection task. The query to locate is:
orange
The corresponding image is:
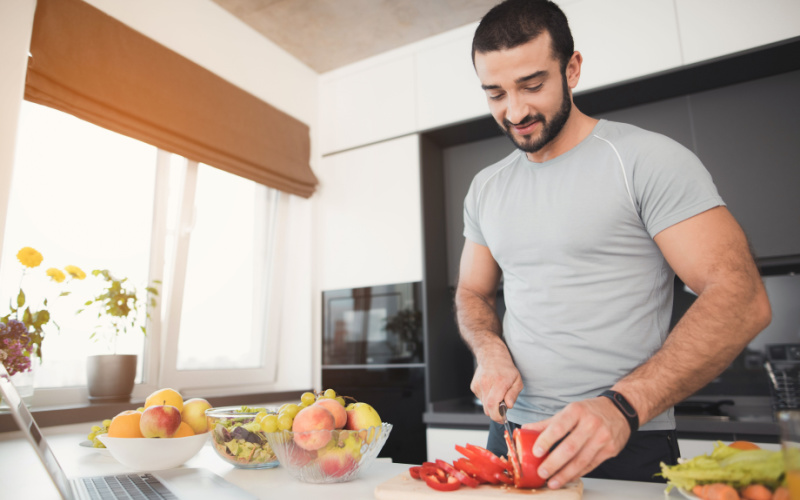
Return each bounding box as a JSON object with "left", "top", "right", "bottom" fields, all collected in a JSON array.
[
  {"left": 173, "top": 421, "right": 195, "bottom": 438},
  {"left": 107, "top": 410, "right": 145, "bottom": 438},
  {"left": 729, "top": 440, "right": 760, "bottom": 450}
]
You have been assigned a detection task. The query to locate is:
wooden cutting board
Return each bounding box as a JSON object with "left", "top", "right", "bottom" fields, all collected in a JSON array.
[{"left": 374, "top": 472, "right": 583, "bottom": 499}]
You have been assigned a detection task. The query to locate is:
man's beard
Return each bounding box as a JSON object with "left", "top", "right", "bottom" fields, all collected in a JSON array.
[{"left": 500, "top": 76, "right": 572, "bottom": 154}]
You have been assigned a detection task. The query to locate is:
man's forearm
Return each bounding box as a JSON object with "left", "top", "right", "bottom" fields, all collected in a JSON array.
[
  {"left": 455, "top": 286, "right": 505, "bottom": 361},
  {"left": 614, "top": 278, "right": 771, "bottom": 424}
]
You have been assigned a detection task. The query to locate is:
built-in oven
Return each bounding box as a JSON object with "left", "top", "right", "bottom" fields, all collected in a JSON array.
[{"left": 321, "top": 281, "right": 426, "bottom": 464}]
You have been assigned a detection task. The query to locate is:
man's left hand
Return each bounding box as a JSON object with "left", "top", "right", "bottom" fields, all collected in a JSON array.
[{"left": 521, "top": 397, "right": 631, "bottom": 489}]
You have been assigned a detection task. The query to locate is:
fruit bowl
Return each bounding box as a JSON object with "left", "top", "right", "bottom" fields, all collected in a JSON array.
[
  {"left": 264, "top": 422, "right": 392, "bottom": 483},
  {"left": 97, "top": 433, "right": 208, "bottom": 471},
  {"left": 205, "top": 406, "right": 280, "bottom": 469}
]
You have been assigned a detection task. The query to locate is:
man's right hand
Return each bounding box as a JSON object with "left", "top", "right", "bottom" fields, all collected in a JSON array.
[{"left": 471, "top": 342, "right": 524, "bottom": 423}]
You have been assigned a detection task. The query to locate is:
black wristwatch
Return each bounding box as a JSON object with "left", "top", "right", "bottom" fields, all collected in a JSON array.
[{"left": 599, "top": 390, "right": 639, "bottom": 433}]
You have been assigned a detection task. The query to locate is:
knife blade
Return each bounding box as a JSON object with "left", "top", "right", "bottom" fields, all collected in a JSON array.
[{"left": 499, "top": 401, "right": 522, "bottom": 477}]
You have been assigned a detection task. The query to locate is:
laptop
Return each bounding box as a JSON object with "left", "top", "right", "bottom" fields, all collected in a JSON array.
[{"left": 0, "top": 365, "right": 257, "bottom": 499}]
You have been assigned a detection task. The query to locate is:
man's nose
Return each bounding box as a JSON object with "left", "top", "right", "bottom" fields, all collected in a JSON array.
[{"left": 505, "top": 93, "right": 529, "bottom": 125}]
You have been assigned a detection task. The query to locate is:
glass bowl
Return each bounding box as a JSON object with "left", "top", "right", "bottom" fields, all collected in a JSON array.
[
  {"left": 264, "top": 422, "right": 392, "bottom": 483},
  {"left": 205, "top": 406, "right": 280, "bottom": 469}
]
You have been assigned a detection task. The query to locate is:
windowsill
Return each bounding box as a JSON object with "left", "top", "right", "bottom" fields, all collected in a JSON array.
[{"left": 0, "top": 389, "right": 308, "bottom": 434}]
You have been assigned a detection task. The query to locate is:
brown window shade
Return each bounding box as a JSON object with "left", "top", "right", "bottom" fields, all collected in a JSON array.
[{"left": 24, "top": 0, "right": 317, "bottom": 198}]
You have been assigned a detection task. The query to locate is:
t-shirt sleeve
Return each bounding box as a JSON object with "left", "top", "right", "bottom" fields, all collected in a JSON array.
[
  {"left": 463, "top": 176, "right": 487, "bottom": 246},
  {"left": 632, "top": 135, "right": 725, "bottom": 238}
]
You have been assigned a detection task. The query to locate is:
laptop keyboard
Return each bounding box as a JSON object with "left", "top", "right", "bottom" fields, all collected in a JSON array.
[{"left": 81, "top": 473, "right": 177, "bottom": 499}]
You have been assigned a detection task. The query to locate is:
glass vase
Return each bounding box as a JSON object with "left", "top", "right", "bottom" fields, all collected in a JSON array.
[{"left": 0, "top": 361, "right": 35, "bottom": 411}]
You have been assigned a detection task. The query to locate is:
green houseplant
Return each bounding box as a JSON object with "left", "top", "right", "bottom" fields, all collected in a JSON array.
[{"left": 78, "top": 269, "right": 159, "bottom": 403}]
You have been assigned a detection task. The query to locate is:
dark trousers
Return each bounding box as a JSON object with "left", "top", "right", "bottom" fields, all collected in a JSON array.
[{"left": 486, "top": 420, "right": 680, "bottom": 483}]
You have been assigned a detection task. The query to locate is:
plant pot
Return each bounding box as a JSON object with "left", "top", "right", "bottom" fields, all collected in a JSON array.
[{"left": 86, "top": 354, "right": 137, "bottom": 403}]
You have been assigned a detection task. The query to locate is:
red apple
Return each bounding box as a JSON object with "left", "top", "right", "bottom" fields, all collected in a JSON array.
[
  {"left": 139, "top": 405, "right": 182, "bottom": 438},
  {"left": 316, "top": 445, "right": 358, "bottom": 477}
]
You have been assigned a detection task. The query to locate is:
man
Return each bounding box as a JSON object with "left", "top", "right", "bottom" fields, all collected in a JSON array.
[{"left": 456, "top": 0, "right": 772, "bottom": 488}]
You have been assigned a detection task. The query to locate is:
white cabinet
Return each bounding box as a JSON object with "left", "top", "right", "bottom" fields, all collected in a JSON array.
[
  {"left": 426, "top": 428, "right": 490, "bottom": 463},
  {"left": 414, "top": 24, "right": 488, "bottom": 132},
  {"left": 563, "top": 0, "right": 683, "bottom": 92},
  {"left": 319, "top": 55, "right": 417, "bottom": 155},
  {"left": 675, "top": 0, "right": 800, "bottom": 65},
  {"left": 315, "top": 135, "right": 423, "bottom": 291}
]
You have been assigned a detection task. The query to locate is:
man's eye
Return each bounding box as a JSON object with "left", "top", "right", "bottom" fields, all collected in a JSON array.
[
  {"left": 488, "top": 93, "right": 505, "bottom": 101},
  {"left": 526, "top": 84, "right": 543, "bottom": 92}
]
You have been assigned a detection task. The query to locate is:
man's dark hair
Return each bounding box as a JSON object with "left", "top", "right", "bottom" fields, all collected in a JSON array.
[{"left": 472, "top": 0, "right": 574, "bottom": 72}]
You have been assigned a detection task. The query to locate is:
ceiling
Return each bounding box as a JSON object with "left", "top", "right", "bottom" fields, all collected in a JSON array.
[{"left": 212, "top": 0, "right": 500, "bottom": 73}]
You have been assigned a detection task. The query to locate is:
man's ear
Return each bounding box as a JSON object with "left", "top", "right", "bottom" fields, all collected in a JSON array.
[{"left": 566, "top": 51, "right": 583, "bottom": 90}]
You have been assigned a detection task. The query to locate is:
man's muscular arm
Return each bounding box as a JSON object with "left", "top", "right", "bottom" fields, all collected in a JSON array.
[
  {"left": 525, "top": 207, "right": 772, "bottom": 489},
  {"left": 455, "top": 239, "right": 523, "bottom": 423}
]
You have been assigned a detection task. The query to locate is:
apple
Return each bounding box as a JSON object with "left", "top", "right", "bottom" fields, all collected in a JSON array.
[
  {"left": 181, "top": 398, "right": 212, "bottom": 434},
  {"left": 139, "top": 405, "right": 182, "bottom": 438},
  {"left": 345, "top": 402, "right": 381, "bottom": 430},
  {"left": 317, "top": 441, "right": 358, "bottom": 477},
  {"left": 291, "top": 405, "right": 335, "bottom": 450}
]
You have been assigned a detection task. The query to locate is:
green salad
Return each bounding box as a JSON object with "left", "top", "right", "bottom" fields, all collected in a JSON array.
[
  {"left": 210, "top": 406, "right": 277, "bottom": 466},
  {"left": 659, "top": 441, "right": 785, "bottom": 493}
]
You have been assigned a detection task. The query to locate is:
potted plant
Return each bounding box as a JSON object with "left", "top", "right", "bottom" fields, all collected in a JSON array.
[
  {"left": 1, "top": 247, "right": 84, "bottom": 407},
  {"left": 78, "top": 269, "right": 159, "bottom": 403}
]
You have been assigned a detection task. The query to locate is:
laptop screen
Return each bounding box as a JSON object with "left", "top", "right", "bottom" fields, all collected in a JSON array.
[{"left": 0, "top": 364, "right": 74, "bottom": 499}]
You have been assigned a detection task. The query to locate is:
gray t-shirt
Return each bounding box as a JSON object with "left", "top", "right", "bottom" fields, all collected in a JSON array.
[{"left": 463, "top": 119, "right": 725, "bottom": 430}]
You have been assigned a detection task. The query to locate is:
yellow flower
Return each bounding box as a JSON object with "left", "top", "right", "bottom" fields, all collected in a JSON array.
[
  {"left": 46, "top": 268, "right": 66, "bottom": 283},
  {"left": 64, "top": 265, "right": 86, "bottom": 280},
  {"left": 16, "top": 247, "right": 43, "bottom": 268}
]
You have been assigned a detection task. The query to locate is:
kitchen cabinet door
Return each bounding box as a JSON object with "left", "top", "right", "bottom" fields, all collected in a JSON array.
[
  {"left": 319, "top": 54, "right": 416, "bottom": 155},
  {"left": 675, "top": 0, "right": 800, "bottom": 65},
  {"left": 426, "top": 428, "right": 490, "bottom": 463},
  {"left": 562, "top": 0, "right": 682, "bottom": 92},
  {"left": 414, "top": 24, "right": 488, "bottom": 132},
  {"left": 315, "top": 135, "right": 423, "bottom": 291}
]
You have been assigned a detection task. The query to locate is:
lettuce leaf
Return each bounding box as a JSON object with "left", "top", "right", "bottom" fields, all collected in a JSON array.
[{"left": 659, "top": 441, "right": 785, "bottom": 492}]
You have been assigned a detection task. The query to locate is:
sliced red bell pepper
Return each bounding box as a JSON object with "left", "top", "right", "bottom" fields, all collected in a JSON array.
[
  {"left": 453, "top": 458, "right": 483, "bottom": 482},
  {"left": 455, "top": 444, "right": 502, "bottom": 484},
  {"left": 435, "top": 459, "right": 480, "bottom": 488},
  {"left": 408, "top": 466, "right": 421, "bottom": 480},
  {"left": 493, "top": 471, "right": 514, "bottom": 485},
  {"left": 420, "top": 471, "right": 461, "bottom": 492}
]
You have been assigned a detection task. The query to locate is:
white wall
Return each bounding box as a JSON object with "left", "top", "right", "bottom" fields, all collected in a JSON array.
[{"left": 0, "top": 0, "right": 319, "bottom": 393}]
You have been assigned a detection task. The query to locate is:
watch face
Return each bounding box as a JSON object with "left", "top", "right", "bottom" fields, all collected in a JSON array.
[{"left": 611, "top": 392, "right": 636, "bottom": 417}]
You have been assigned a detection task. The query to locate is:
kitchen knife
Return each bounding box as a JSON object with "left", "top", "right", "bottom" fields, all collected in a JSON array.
[{"left": 499, "top": 401, "right": 522, "bottom": 476}]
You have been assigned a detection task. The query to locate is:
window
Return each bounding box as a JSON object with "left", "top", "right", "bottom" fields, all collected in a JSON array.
[{"left": 1, "top": 101, "right": 282, "bottom": 404}]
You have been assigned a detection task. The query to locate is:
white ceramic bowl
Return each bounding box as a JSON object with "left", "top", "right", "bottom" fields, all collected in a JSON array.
[
  {"left": 97, "top": 432, "right": 209, "bottom": 470},
  {"left": 264, "top": 423, "right": 392, "bottom": 483}
]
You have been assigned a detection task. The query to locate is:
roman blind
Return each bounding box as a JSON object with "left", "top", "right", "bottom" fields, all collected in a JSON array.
[{"left": 24, "top": 0, "right": 317, "bottom": 198}]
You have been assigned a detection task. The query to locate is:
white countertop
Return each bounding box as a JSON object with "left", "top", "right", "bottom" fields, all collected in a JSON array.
[{"left": 0, "top": 423, "right": 681, "bottom": 499}]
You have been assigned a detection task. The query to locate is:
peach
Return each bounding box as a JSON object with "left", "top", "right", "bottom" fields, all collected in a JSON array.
[
  {"left": 291, "top": 405, "right": 335, "bottom": 450},
  {"left": 313, "top": 398, "right": 347, "bottom": 429}
]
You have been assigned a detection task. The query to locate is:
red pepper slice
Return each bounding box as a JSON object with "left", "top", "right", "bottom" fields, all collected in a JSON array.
[
  {"left": 421, "top": 471, "right": 461, "bottom": 492},
  {"left": 453, "top": 458, "right": 484, "bottom": 483},
  {"left": 454, "top": 445, "right": 502, "bottom": 484},
  {"left": 435, "top": 459, "right": 480, "bottom": 488},
  {"left": 465, "top": 443, "right": 509, "bottom": 471},
  {"left": 408, "top": 466, "right": 421, "bottom": 480},
  {"left": 512, "top": 428, "right": 547, "bottom": 489},
  {"left": 504, "top": 428, "right": 523, "bottom": 479}
]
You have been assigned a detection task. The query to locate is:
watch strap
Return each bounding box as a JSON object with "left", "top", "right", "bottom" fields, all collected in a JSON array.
[{"left": 599, "top": 390, "right": 639, "bottom": 433}]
